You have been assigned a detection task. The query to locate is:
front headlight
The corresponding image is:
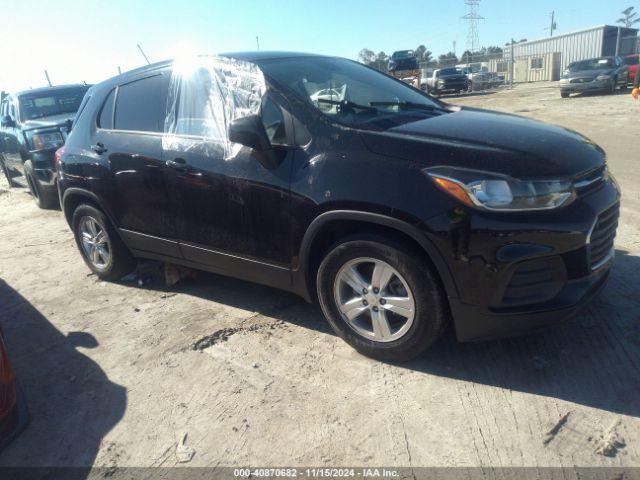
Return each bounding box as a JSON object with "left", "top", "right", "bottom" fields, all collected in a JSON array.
[
  {"left": 426, "top": 167, "right": 575, "bottom": 211},
  {"left": 31, "top": 131, "right": 63, "bottom": 150}
]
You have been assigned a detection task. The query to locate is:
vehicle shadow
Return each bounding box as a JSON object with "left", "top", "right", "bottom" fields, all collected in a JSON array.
[
  {"left": 127, "top": 249, "right": 640, "bottom": 418},
  {"left": 0, "top": 279, "right": 126, "bottom": 478}
]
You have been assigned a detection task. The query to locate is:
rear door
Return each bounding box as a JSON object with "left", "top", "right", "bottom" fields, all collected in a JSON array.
[{"left": 94, "top": 71, "right": 181, "bottom": 258}]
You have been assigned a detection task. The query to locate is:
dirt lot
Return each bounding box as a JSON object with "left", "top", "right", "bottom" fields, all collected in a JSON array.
[{"left": 0, "top": 82, "right": 639, "bottom": 470}]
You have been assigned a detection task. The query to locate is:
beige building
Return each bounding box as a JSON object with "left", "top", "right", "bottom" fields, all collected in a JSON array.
[{"left": 489, "top": 52, "right": 562, "bottom": 83}]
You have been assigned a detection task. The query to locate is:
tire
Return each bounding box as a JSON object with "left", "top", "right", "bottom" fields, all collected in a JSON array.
[
  {"left": 72, "top": 204, "right": 136, "bottom": 281},
  {"left": 609, "top": 79, "right": 616, "bottom": 94},
  {"left": 560, "top": 91, "right": 570, "bottom": 98},
  {"left": 0, "top": 155, "right": 18, "bottom": 188},
  {"left": 316, "top": 236, "right": 448, "bottom": 362},
  {"left": 24, "top": 159, "right": 58, "bottom": 209}
]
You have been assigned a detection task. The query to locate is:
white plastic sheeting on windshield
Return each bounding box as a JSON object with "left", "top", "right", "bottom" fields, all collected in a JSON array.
[{"left": 163, "top": 56, "right": 266, "bottom": 159}]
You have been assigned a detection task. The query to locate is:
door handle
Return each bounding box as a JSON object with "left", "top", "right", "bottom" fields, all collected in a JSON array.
[
  {"left": 165, "top": 158, "right": 189, "bottom": 171},
  {"left": 91, "top": 143, "right": 107, "bottom": 154}
]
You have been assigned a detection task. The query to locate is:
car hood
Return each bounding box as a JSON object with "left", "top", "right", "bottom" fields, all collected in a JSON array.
[
  {"left": 562, "top": 68, "right": 614, "bottom": 79},
  {"left": 21, "top": 113, "right": 75, "bottom": 130},
  {"left": 359, "top": 106, "right": 605, "bottom": 179}
]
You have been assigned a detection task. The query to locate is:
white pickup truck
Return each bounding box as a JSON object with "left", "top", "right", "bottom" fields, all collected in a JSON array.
[{"left": 422, "top": 68, "right": 469, "bottom": 95}]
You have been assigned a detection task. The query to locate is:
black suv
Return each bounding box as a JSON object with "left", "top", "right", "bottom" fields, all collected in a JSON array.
[
  {"left": 59, "top": 53, "right": 620, "bottom": 361},
  {"left": 0, "top": 85, "right": 90, "bottom": 208},
  {"left": 388, "top": 50, "right": 419, "bottom": 72}
]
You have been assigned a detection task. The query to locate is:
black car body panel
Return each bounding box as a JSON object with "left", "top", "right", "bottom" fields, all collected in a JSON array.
[
  {"left": 389, "top": 50, "right": 419, "bottom": 72},
  {"left": 59, "top": 53, "right": 620, "bottom": 343}
]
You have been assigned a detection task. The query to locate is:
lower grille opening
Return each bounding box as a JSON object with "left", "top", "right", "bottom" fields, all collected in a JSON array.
[
  {"left": 499, "top": 256, "right": 566, "bottom": 307},
  {"left": 589, "top": 203, "right": 619, "bottom": 269}
]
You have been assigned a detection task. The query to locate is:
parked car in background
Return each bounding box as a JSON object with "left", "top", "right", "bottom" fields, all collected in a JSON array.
[
  {"left": 59, "top": 53, "right": 619, "bottom": 361},
  {"left": 0, "top": 325, "right": 27, "bottom": 451},
  {"left": 0, "top": 84, "right": 90, "bottom": 208},
  {"left": 559, "top": 56, "right": 628, "bottom": 98},
  {"left": 624, "top": 54, "right": 639, "bottom": 86},
  {"left": 424, "top": 67, "right": 469, "bottom": 95},
  {"left": 388, "top": 50, "right": 418, "bottom": 72}
]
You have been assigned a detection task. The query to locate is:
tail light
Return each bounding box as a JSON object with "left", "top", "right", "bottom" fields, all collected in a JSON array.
[
  {"left": 32, "top": 132, "right": 64, "bottom": 151},
  {"left": 0, "top": 335, "right": 16, "bottom": 422},
  {"left": 54, "top": 145, "right": 66, "bottom": 169}
]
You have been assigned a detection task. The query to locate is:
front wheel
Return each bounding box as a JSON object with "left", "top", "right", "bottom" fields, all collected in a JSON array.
[
  {"left": 317, "top": 237, "right": 448, "bottom": 362},
  {"left": 560, "top": 90, "right": 570, "bottom": 98},
  {"left": 72, "top": 204, "right": 136, "bottom": 281}
]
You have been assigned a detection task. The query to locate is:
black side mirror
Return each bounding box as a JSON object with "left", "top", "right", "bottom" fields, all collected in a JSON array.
[
  {"left": 1, "top": 115, "right": 15, "bottom": 128},
  {"left": 228, "top": 115, "right": 281, "bottom": 169}
]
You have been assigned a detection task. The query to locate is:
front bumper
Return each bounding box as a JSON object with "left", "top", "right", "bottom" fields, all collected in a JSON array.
[
  {"left": 560, "top": 78, "right": 610, "bottom": 93},
  {"left": 424, "top": 173, "right": 620, "bottom": 342},
  {"left": 29, "top": 149, "right": 57, "bottom": 188}
]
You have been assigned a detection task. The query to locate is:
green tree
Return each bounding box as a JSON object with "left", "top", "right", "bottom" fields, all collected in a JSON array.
[
  {"left": 415, "top": 45, "right": 433, "bottom": 63},
  {"left": 373, "top": 51, "right": 390, "bottom": 71},
  {"left": 618, "top": 6, "right": 640, "bottom": 27},
  {"left": 358, "top": 48, "right": 376, "bottom": 66}
]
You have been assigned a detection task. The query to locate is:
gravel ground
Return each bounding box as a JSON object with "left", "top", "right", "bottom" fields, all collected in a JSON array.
[{"left": 0, "top": 82, "right": 639, "bottom": 470}]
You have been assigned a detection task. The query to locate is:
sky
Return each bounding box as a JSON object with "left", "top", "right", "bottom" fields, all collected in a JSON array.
[{"left": 1, "top": 0, "right": 638, "bottom": 91}]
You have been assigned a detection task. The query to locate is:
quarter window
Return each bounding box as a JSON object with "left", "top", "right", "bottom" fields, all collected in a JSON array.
[
  {"left": 98, "top": 89, "right": 115, "bottom": 129},
  {"left": 114, "top": 74, "right": 168, "bottom": 133}
]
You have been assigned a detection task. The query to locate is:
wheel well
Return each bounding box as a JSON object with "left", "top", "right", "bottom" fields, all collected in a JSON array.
[
  {"left": 304, "top": 219, "right": 447, "bottom": 302},
  {"left": 63, "top": 193, "right": 101, "bottom": 226}
]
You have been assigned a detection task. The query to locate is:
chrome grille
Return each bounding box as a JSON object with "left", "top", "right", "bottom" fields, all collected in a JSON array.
[{"left": 588, "top": 203, "right": 619, "bottom": 270}]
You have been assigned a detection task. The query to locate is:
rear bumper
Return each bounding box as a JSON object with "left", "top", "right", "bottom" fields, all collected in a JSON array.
[{"left": 451, "top": 263, "right": 611, "bottom": 342}]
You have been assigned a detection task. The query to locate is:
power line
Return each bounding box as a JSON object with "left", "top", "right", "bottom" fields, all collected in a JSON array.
[{"left": 461, "top": 0, "right": 484, "bottom": 63}]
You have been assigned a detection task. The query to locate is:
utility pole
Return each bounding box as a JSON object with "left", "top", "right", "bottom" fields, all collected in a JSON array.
[
  {"left": 453, "top": 40, "right": 457, "bottom": 57},
  {"left": 256, "top": 36, "right": 260, "bottom": 51},
  {"left": 615, "top": 27, "right": 622, "bottom": 56},
  {"left": 118, "top": 66, "right": 122, "bottom": 75},
  {"left": 44, "top": 70, "right": 52, "bottom": 87},
  {"left": 548, "top": 11, "right": 557, "bottom": 37},
  {"left": 137, "top": 44, "right": 151, "bottom": 65}
]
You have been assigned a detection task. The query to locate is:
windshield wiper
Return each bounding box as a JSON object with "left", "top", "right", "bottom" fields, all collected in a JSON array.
[
  {"left": 316, "top": 98, "right": 378, "bottom": 113},
  {"left": 369, "top": 101, "right": 449, "bottom": 113}
]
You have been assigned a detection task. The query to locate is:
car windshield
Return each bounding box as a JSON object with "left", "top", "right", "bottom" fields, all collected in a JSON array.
[
  {"left": 568, "top": 58, "right": 615, "bottom": 71},
  {"left": 623, "top": 56, "right": 639, "bottom": 66},
  {"left": 18, "top": 86, "right": 89, "bottom": 121},
  {"left": 392, "top": 51, "right": 414, "bottom": 59},
  {"left": 439, "top": 68, "right": 463, "bottom": 76},
  {"left": 258, "top": 56, "right": 443, "bottom": 130}
]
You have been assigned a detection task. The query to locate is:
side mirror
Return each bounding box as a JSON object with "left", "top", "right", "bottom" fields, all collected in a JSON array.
[
  {"left": 228, "top": 115, "right": 271, "bottom": 151},
  {"left": 1, "top": 115, "right": 15, "bottom": 128},
  {"left": 228, "top": 115, "right": 281, "bottom": 169}
]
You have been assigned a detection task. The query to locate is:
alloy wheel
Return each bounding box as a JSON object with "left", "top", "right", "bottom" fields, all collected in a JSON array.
[
  {"left": 79, "top": 216, "right": 111, "bottom": 269},
  {"left": 333, "top": 257, "right": 415, "bottom": 343}
]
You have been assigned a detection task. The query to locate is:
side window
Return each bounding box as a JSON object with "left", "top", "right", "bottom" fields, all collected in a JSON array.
[
  {"left": 260, "top": 97, "right": 287, "bottom": 146},
  {"left": 98, "top": 89, "right": 115, "bottom": 129},
  {"left": 114, "top": 74, "right": 168, "bottom": 133}
]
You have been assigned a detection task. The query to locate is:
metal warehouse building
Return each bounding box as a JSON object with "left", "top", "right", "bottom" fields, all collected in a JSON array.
[{"left": 499, "top": 25, "right": 639, "bottom": 82}]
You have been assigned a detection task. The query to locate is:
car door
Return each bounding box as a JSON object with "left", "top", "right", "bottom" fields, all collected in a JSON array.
[
  {"left": 163, "top": 88, "right": 294, "bottom": 286},
  {"left": 93, "top": 70, "right": 180, "bottom": 258}
]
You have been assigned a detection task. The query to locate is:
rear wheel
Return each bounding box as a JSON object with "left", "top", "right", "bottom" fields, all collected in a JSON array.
[
  {"left": 24, "top": 160, "right": 58, "bottom": 209},
  {"left": 317, "top": 236, "right": 448, "bottom": 362},
  {"left": 72, "top": 204, "right": 136, "bottom": 281},
  {"left": 0, "top": 155, "right": 18, "bottom": 188}
]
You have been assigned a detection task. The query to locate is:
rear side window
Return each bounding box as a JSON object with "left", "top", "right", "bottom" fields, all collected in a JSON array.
[
  {"left": 114, "top": 74, "right": 168, "bottom": 133},
  {"left": 98, "top": 89, "right": 115, "bottom": 129}
]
